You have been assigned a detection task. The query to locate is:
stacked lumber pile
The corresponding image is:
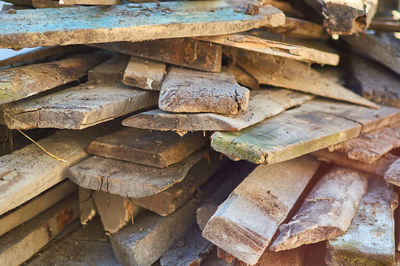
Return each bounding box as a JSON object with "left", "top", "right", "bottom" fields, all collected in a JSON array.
[{"left": 1, "top": 0, "right": 400, "bottom": 265}]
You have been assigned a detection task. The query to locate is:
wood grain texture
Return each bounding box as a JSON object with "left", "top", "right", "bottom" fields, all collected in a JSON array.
[
  {"left": 0, "top": 2, "right": 285, "bottom": 49},
  {"left": 88, "top": 53, "right": 130, "bottom": 85},
  {"left": 384, "top": 158, "right": 400, "bottom": 186},
  {"left": 264, "top": 17, "right": 328, "bottom": 39}
]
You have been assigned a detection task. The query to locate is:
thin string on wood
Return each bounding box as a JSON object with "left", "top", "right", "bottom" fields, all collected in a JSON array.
[{"left": 17, "top": 129, "right": 67, "bottom": 163}]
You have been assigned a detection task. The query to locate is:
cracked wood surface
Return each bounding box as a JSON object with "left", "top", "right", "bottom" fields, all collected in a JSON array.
[
  {"left": 211, "top": 99, "right": 400, "bottom": 164},
  {"left": 79, "top": 187, "right": 96, "bottom": 225},
  {"left": 122, "top": 89, "right": 313, "bottom": 132},
  {"left": 0, "top": 2, "right": 285, "bottom": 49},
  {"left": 3, "top": 83, "right": 158, "bottom": 130},
  {"left": 270, "top": 167, "right": 368, "bottom": 251},
  {"left": 202, "top": 156, "right": 320, "bottom": 265},
  {"left": 88, "top": 53, "right": 130, "bottom": 85}
]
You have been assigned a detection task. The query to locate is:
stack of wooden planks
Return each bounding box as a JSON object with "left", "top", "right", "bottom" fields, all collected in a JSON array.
[{"left": 1, "top": 0, "right": 400, "bottom": 265}]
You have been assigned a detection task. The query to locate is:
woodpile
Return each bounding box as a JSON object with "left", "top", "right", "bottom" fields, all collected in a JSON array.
[{"left": 1, "top": 0, "right": 400, "bottom": 265}]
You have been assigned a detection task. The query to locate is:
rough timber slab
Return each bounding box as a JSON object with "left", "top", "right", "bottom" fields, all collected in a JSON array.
[
  {"left": 231, "top": 64, "right": 260, "bottom": 90},
  {"left": 88, "top": 128, "right": 208, "bottom": 168},
  {"left": 202, "top": 156, "right": 320, "bottom": 265},
  {"left": 88, "top": 53, "right": 130, "bottom": 85},
  {"left": 326, "top": 177, "right": 398, "bottom": 266},
  {"left": 264, "top": 17, "right": 328, "bottom": 39},
  {"left": 67, "top": 149, "right": 208, "bottom": 198},
  {"left": 0, "top": 2, "right": 285, "bottom": 49},
  {"left": 0, "top": 53, "right": 106, "bottom": 105},
  {"left": 79, "top": 187, "right": 97, "bottom": 225},
  {"left": 384, "top": 158, "right": 400, "bottom": 186},
  {"left": 110, "top": 200, "right": 198, "bottom": 266},
  {"left": 60, "top": 0, "right": 119, "bottom": 5},
  {"left": 270, "top": 167, "right": 368, "bottom": 251},
  {"left": 4, "top": 83, "right": 158, "bottom": 130},
  {"left": 159, "top": 67, "right": 250, "bottom": 115},
  {"left": 32, "top": 0, "right": 63, "bottom": 8},
  {"left": 122, "top": 56, "right": 166, "bottom": 91},
  {"left": 123, "top": 89, "right": 313, "bottom": 132},
  {"left": 93, "top": 38, "right": 223, "bottom": 72},
  {"left": 211, "top": 99, "right": 400, "bottom": 164}
]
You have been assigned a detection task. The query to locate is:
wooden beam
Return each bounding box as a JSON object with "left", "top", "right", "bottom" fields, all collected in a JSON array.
[
  {"left": 370, "top": 17, "right": 400, "bottom": 31},
  {"left": 4, "top": 83, "right": 158, "bottom": 130},
  {"left": 32, "top": 0, "right": 62, "bottom": 8},
  {"left": 88, "top": 53, "right": 130, "bottom": 85},
  {"left": 264, "top": 17, "right": 328, "bottom": 39},
  {"left": 211, "top": 99, "right": 400, "bottom": 164},
  {"left": 78, "top": 187, "right": 97, "bottom": 225},
  {"left": 0, "top": 2, "right": 285, "bottom": 49},
  {"left": 231, "top": 64, "right": 260, "bottom": 90},
  {"left": 122, "top": 89, "right": 313, "bottom": 132},
  {"left": 202, "top": 156, "right": 320, "bottom": 265}
]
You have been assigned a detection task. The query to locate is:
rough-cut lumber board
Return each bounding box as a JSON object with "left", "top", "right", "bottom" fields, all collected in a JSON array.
[
  {"left": 4, "top": 83, "right": 158, "bottom": 130},
  {"left": 93, "top": 38, "right": 223, "bottom": 72},
  {"left": 231, "top": 64, "right": 260, "bottom": 90},
  {"left": 235, "top": 51, "right": 377, "bottom": 109},
  {"left": 79, "top": 187, "right": 96, "bottom": 225},
  {"left": 32, "top": 0, "right": 63, "bottom": 8},
  {"left": 123, "top": 89, "right": 313, "bottom": 132},
  {"left": 304, "top": 0, "right": 378, "bottom": 34},
  {"left": 60, "top": 0, "right": 119, "bottom": 5},
  {"left": 196, "top": 33, "right": 339, "bottom": 66},
  {"left": 110, "top": 199, "right": 198, "bottom": 266},
  {"left": 264, "top": 17, "right": 328, "bottom": 39},
  {"left": 0, "top": 180, "right": 76, "bottom": 237},
  {"left": 88, "top": 53, "right": 130, "bottom": 85},
  {"left": 93, "top": 191, "right": 141, "bottom": 234},
  {"left": 0, "top": 52, "right": 107, "bottom": 105},
  {"left": 344, "top": 33, "right": 400, "bottom": 76},
  {"left": 211, "top": 99, "right": 400, "bottom": 164},
  {"left": 0, "top": 196, "right": 78, "bottom": 266},
  {"left": 384, "top": 158, "right": 400, "bottom": 186},
  {"left": 67, "top": 149, "right": 208, "bottom": 198},
  {"left": 330, "top": 122, "right": 400, "bottom": 163},
  {"left": 270, "top": 167, "right": 368, "bottom": 251},
  {"left": 202, "top": 156, "right": 320, "bottom": 265},
  {"left": 0, "top": 2, "right": 285, "bottom": 49},
  {"left": 159, "top": 67, "right": 250, "bottom": 115},
  {"left": 88, "top": 128, "right": 208, "bottom": 168},
  {"left": 370, "top": 17, "right": 400, "bottom": 31},
  {"left": 131, "top": 151, "right": 225, "bottom": 216},
  {"left": 122, "top": 56, "right": 166, "bottom": 91},
  {"left": 326, "top": 177, "right": 398, "bottom": 265}
]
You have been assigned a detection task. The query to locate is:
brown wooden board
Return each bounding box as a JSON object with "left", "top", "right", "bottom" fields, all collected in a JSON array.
[
  {"left": 60, "top": 0, "right": 119, "bottom": 5},
  {"left": 88, "top": 53, "right": 130, "bottom": 85},
  {"left": 264, "top": 17, "right": 328, "bottom": 39}
]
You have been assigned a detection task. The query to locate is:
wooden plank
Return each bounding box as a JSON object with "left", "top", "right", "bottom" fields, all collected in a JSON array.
[
  {"left": 32, "top": 0, "right": 62, "bottom": 8},
  {"left": 93, "top": 38, "right": 223, "bottom": 72},
  {"left": 4, "top": 83, "right": 158, "bottom": 130},
  {"left": 384, "top": 158, "right": 400, "bottom": 186},
  {"left": 235, "top": 51, "right": 378, "bottom": 109},
  {"left": 67, "top": 149, "right": 208, "bottom": 198},
  {"left": 122, "top": 56, "right": 166, "bottom": 91},
  {"left": 326, "top": 177, "right": 398, "bottom": 266},
  {"left": 0, "top": 196, "right": 78, "bottom": 266},
  {"left": 0, "top": 2, "right": 285, "bottom": 49},
  {"left": 0, "top": 180, "right": 76, "bottom": 238},
  {"left": 88, "top": 53, "right": 130, "bottom": 85},
  {"left": 370, "top": 17, "right": 400, "bottom": 31},
  {"left": 122, "top": 89, "right": 313, "bottom": 132},
  {"left": 159, "top": 67, "right": 250, "bottom": 115},
  {"left": 211, "top": 99, "right": 400, "bottom": 164},
  {"left": 0, "top": 52, "right": 107, "bottom": 105},
  {"left": 304, "top": 0, "right": 378, "bottom": 34},
  {"left": 110, "top": 199, "right": 198, "bottom": 266},
  {"left": 88, "top": 128, "right": 208, "bottom": 168},
  {"left": 78, "top": 187, "right": 97, "bottom": 225},
  {"left": 270, "top": 167, "right": 368, "bottom": 251},
  {"left": 60, "top": 0, "right": 119, "bottom": 5},
  {"left": 202, "top": 156, "right": 320, "bottom": 265},
  {"left": 231, "top": 64, "right": 260, "bottom": 90},
  {"left": 264, "top": 17, "right": 328, "bottom": 39}
]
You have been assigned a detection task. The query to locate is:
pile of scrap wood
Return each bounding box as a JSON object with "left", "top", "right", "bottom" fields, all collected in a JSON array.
[{"left": 1, "top": 0, "right": 400, "bottom": 265}]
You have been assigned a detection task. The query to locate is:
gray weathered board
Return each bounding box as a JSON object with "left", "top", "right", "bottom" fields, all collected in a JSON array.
[
  {"left": 122, "top": 89, "right": 313, "bottom": 132},
  {"left": 79, "top": 187, "right": 97, "bottom": 225},
  {"left": 0, "top": 2, "right": 285, "bottom": 49},
  {"left": 211, "top": 99, "right": 400, "bottom": 164}
]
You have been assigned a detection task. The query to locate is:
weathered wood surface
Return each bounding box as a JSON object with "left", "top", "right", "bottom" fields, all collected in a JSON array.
[
  {"left": 330, "top": 122, "right": 400, "bottom": 163},
  {"left": 88, "top": 128, "right": 208, "bottom": 168},
  {"left": 4, "top": 83, "right": 158, "bottom": 130},
  {"left": 231, "top": 64, "right": 260, "bottom": 90},
  {"left": 122, "top": 56, "right": 166, "bottom": 91},
  {"left": 326, "top": 177, "right": 398, "bottom": 266},
  {"left": 370, "top": 17, "right": 400, "bottom": 31},
  {"left": 93, "top": 191, "right": 141, "bottom": 234},
  {"left": 202, "top": 156, "right": 320, "bottom": 265},
  {"left": 0, "top": 196, "right": 78, "bottom": 266},
  {"left": 110, "top": 199, "right": 198, "bottom": 266},
  {"left": 123, "top": 89, "right": 313, "bottom": 132},
  {"left": 32, "top": 0, "right": 63, "bottom": 8},
  {"left": 67, "top": 149, "right": 208, "bottom": 198},
  {"left": 0, "top": 52, "right": 107, "bottom": 105},
  {"left": 0, "top": 2, "right": 285, "bottom": 49},
  {"left": 131, "top": 151, "right": 225, "bottom": 216},
  {"left": 270, "top": 167, "right": 368, "bottom": 251},
  {"left": 235, "top": 51, "right": 378, "bottom": 109},
  {"left": 384, "top": 158, "right": 400, "bottom": 186},
  {"left": 264, "top": 17, "right": 328, "bottom": 39},
  {"left": 88, "top": 53, "right": 130, "bottom": 85},
  {"left": 304, "top": 0, "right": 378, "bottom": 34},
  {"left": 93, "top": 38, "right": 223, "bottom": 72},
  {"left": 159, "top": 67, "right": 250, "bottom": 115},
  {"left": 0, "top": 180, "right": 76, "bottom": 237},
  {"left": 79, "top": 187, "right": 97, "bottom": 225},
  {"left": 211, "top": 99, "right": 400, "bottom": 164},
  {"left": 344, "top": 33, "right": 400, "bottom": 76},
  {"left": 60, "top": 0, "right": 119, "bottom": 5},
  {"left": 196, "top": 33, "right": 339, "bottom": 66}
]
